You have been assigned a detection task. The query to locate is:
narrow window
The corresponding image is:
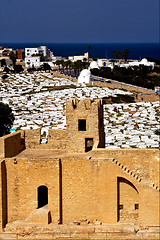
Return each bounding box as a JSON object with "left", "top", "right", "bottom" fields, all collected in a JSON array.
[
  {"left": 135, "top": 204, "right": 139, "bottom": 210},
  {"left": 78, "top": 119, "right": 86, "bottom": 131},
  {"left": 118, "top": 204, "right": 123, "bottom": 210}
]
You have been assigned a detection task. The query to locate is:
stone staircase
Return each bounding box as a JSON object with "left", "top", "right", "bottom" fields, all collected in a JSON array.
[{"left": 111, "top": 158, "right": 160, "bottom": 191}]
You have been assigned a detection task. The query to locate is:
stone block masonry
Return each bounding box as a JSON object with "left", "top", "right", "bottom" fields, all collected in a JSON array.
[{"left": 0, "top": 98, "right": 159, "bottom": 238}]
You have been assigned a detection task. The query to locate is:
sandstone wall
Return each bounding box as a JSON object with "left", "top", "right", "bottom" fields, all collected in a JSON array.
[
  {"left": 0, "top": 132, "right": 24, "bottom": 158},
  {"left": 0, "top": 140, "right": 4, "bottom": 158},
  {"left": 5, "top": 158, "right": 60, "bottom": 224},
  {"left": 0, "top": 160, "right": 7, "bottom": 229},
  {"left": 66, "top": 98, "right": 105, "bottom": 152},
  {"left": 92, "top": 149, "right": 159, "bottom": 185},
  {"left": 24, "top": 129, "right": 40, "bottom": 149},
  {"left": 48, "top": 129, "right": 68, "bottom": 150},
  {"left": 1, "top": 153, "right": 159, "bottom": 228}
]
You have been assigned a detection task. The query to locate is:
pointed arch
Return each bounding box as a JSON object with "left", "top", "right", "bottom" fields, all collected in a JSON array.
[{"left": 117, "top": 177, "right": 139, "bottom": 222}]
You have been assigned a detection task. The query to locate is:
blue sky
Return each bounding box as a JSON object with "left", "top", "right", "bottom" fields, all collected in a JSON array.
[{"left": 0, "top": 0, "right": 159, "bottom": 43}]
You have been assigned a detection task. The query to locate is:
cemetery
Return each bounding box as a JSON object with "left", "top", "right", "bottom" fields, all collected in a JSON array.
[{"left": 0, "top": 71, "right": 159, "bottom": 149}]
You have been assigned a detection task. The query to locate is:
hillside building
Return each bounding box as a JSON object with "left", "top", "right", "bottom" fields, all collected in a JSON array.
[{"left": 25, "top": 56, "right": 41, "bottom": 68}]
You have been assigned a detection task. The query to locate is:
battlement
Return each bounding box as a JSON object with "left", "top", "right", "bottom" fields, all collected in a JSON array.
[
  {"left": 66, "top": 98, "right": 103, "bottom": 112},
  {"left": 66, "top": 98, "right": 105, "bottom": 152},
  {"left": 0, "top": 99, "right": 105, "bottom": 156}
]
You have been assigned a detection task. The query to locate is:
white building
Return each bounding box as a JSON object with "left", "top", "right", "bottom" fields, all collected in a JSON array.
[
  {"left": 25, "top": 56, "right": 40, "bottom": 67},
  {"left": 78, "top": 69, "right": 91, "bottom": 84},
  {"left": 115, "top": 58, "right": 156, "bottom": 69},
  {"left": 25, "top": 48, "right": 39, "bottom": 57},
  {"left": 38, "top": 46, "right": 47, "bottom": 57},
  {"left": 25, "top": 46, "right": 54, "bottom": 60},
  {"left": 68, "top": 52, "right": 88, "bottom": 62},
  {"left": 89, "top": 61, "right": 99, "bottom": 70}
]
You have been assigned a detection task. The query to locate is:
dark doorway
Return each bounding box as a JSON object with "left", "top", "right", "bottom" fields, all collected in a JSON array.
[
  {"left": 85, "top": 138, "right": 93, "bottom": 152},
  {"left": 38, "top": 185, "right": 48, "bottom": 208}
]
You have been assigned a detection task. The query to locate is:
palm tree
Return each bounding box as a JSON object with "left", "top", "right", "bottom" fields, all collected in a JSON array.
[
  {"left": 83, "top": 58, "right": 88, "bottom": 69},
  {"left": 123, "top": 49, "right": 129, "bottom": 63},
  {"left": 87, "top": 45, "right": 91, "bottom": 60},
  {"left": 72, "top": 62, "right": 77, "bottom": 77},
  {"left": 66, "top": 60, "right": 72, "bottom": 75},
  {"left": 55, "top": 60, "right": 60, "bottom": 71},
  {"left": 76, "top": 60, "right": 83, "bottom": 75},
  {"left": 59, "top": 59, "right": 65, "bottom": 72}
]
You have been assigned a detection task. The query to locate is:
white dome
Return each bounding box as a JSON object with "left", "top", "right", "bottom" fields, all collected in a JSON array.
[
  {"left": 78, "top": 69, "right": 91, "bottom": 84},
  {"left": 97, "top": 59, "right": 103, "bottom": 67},
  {"left": 140, "top": 58, "right": 148, "bottom": 64},
  {"left": 89, "top": 61, "right": 99, "bottom": 69}
]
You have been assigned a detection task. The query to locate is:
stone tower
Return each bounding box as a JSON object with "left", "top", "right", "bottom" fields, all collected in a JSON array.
[{"left": 66, "top": 98, "right": 105, "bottom": 153}]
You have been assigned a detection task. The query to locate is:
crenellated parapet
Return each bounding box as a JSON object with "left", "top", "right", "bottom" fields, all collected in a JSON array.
[
  {"left": 66, "top": 98, "right": 103, "bottom": 111},
  {"left": 0, "top": 98, "right": 105, "bottom": 156},
  {"left": 66, "top": 98, "right": 105, "bottom": 152}
]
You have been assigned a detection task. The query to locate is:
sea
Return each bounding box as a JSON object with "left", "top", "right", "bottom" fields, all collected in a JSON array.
[{"left": 1, "top": 43, "right": 160, "bottom": 60}]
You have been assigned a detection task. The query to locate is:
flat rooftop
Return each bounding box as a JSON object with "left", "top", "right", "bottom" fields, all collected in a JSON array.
[{"left": 15, "top": 149, "right": 91, "bottom": 160}]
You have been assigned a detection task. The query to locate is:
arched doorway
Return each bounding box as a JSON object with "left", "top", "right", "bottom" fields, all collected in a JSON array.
[
  {"left": 37, "top": 185, "right": 48, "bottom": 208},
  {"left": 117, "top": 177, "right": 139, "bottom": 222}
]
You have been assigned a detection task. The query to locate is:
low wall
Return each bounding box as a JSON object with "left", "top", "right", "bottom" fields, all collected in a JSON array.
[
  {"left": 25, "top": 129, "right": 41, "bottom": 149},
  {"left": 0, "top": 132, "right": 24, "bottom": 158},
  {"left": 48, "top": 129, "right": 69, "bottom": 150},
  {"left": 24, "top": 129, "right": 69, "bottom": 150}
]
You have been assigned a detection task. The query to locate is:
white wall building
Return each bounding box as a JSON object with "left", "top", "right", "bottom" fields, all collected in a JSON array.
[
  {"left": 25, "top": 46, "right": 54, "bottom": 60},
  {"left": 115, "top": 58, "right": 156, "bottom": 69},
  {"left": 89, "top": 61, "right": 99, "bottom": 70},
  {"left": 38, "top": 46, "right": 47, "bottom": 57},
  {"left": 25, "top": 56, "right": 40, "bottom": 67},
  {"left": 78, "top": 69, "right": 91, "bottom": 84},
  {"left": 25, "top": 48, "right": 39, "bottom": 57}
]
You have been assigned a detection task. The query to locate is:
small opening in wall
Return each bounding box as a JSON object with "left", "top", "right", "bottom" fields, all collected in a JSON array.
[
  {"left": 118, "top": 204, "right": 123, "bottom": 210},
  {"left": 135, "top": 204, "right": 139, "bottom": 210},
  {"left": 78, "top": 119, "right": 86, "bottom": 131},
  {"left": 38, "top": 185, "right": 48, "bottom": 208},
  {"left": 85, "top": 138, "right": 93, "bottom": 152}
]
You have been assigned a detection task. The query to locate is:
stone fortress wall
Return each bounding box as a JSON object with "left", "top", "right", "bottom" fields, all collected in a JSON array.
[
  {"left": 0, "top": 98, "right": 105, "bottom": 156},
  {"left": 0, "top": 98, "right": 159, "bottom": 234}
]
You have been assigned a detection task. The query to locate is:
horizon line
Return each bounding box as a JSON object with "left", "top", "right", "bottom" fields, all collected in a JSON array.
[{"left": 0, "top": 42, "right": 159, "bottom": 44}]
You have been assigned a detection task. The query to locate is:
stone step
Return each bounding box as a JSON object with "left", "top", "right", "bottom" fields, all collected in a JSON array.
[{"left": 25, "top": 205, "right": 51, "bottom": 225}]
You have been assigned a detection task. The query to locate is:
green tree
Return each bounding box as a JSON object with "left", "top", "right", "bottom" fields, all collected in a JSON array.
[
  {"left": 72, "top": 62, "right": 78, "bottom": 77},
  {"left": 59, "top": 59, "right": 65, "bottom": 72},
  {"left": 113, "top": 51, "right": 122, "bottom": 59},
  {"left": 55, "top": 60, "right": 61, "bottom": 71},
  {"left": 122, "top": 49, "right": 129, "bottom": 62},
  {"left": 41, "top": 63, "right": 51, "bottom": 71},
  {"left": 9, "top": 51, "right": 16, "bottom": 67},
  {"left": 66, "top": 60, "right": 72, "bottom": 75},
  {"left": 82, "top": 58, "right": 89, "bottom": 69},
  {"left": 75, "top": 60, "right": 83, "bottom": 75},
  {"left": 0, "top": 102, "right": 15, "bottom": 137}
]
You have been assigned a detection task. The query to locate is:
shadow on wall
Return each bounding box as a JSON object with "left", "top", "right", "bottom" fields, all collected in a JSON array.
[{"left": 117, "top": 177, "right": 139, "bottom": 223}]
